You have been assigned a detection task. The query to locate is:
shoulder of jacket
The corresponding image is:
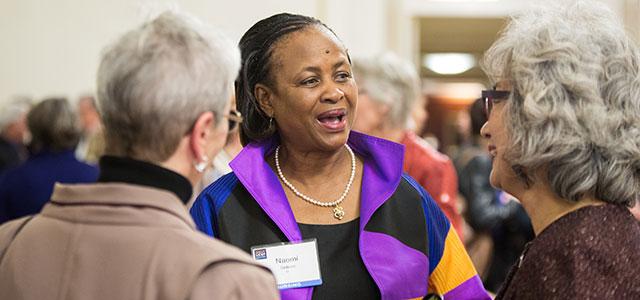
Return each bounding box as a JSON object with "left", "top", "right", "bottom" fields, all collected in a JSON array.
[
  {"left": 0, "top": 216, "right": 34, "bottom": 259},
  {"left": 399, "top": 174, "right": 430, "bottom": 200},
  {"left": 202, "top": 172, "right": 239, "bottom": 195}
]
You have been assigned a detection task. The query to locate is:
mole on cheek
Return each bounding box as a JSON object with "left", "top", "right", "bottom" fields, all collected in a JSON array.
[{"left": 324, "top": 49, "right": 330, "bottom": 54}]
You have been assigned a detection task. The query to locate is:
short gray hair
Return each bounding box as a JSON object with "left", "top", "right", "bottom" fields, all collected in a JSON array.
[
  {"left": 96, "top": 11, "right": 240, "bottom": 162},
  {"left": 353, "top": 52, "right": 421, "bottom": 128},
  {"left": 0, "top": 96, "right": 32, "bottom": 131},
  {"left": 27, "top": 98, "right": 81, "bottom": 153},
  {"left": 482, "top": 0, "right": 640, "bottom": 205}
]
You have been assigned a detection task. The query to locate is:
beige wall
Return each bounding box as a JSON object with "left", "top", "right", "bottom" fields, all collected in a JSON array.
[
  {"left": 0, "top": 0, "right": 390, "bottom": 105},
  {"left": 0, "top": 0, "right": 635, "bottom": 105},
  {"left": 624, "top": 0, "right": 640, "bottom": 42},
  {"left": 0, "top": 0, "right": 315, "bottom": 104},
  {"left": 399, "top": 0, "right": 632, "bottom": 74}
]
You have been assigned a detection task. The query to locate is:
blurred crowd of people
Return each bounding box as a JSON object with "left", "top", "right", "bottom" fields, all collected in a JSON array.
[{"left": 0, "top": 96, "right": 101, "bottom": 223}]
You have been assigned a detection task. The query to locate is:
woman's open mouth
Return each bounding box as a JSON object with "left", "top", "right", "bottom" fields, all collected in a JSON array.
[{"left": 317, "top": 108, "right": 347, "bottom": 132}]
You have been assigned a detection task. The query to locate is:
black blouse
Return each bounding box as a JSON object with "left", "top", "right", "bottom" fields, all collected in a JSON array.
[{"left": 298, "top": 218, "right": 380, "bottom": 299}]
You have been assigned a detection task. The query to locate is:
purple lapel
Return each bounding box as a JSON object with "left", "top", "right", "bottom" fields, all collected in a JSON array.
[
  {"left": 230, "top": 137, "right": 312, "bottom": 300},
  {"left": 230, "top": 132, "right": 406, "bottom": 240},
  {"left": 349, "top": 131, "right": 429, "bottom": 299},
  {"left": 360, "top": 231, "right": 429, "bottom": 298},
  {"left": 229, "top": 137, "right": 301, "bottom": 242},
  {"left": 347, "top": 131, "right": 405, "bottom": 230}
]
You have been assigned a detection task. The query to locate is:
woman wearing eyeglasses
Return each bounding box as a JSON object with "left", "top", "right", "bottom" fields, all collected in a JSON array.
[
  {"left": 480, "top": 1, "right": 640, "bottom": 299},
  {"left": 191, "top": 12, "right": 489, "bottom": 300},
  {"left": 190, "top": 98, "right": 243, "bottom": 207}
]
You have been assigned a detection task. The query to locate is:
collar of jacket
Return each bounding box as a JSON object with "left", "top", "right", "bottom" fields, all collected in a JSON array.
[
  {"left": 98, "top": 155, "right": 193, "bottom": 204},
  {"left": 230, "top": 130, "right": 404, "bottom": 239},
  {"left": 45, "top": 182, "right": 196, "bottom": 229},
  {"left": 230, "top": 131, "right": 406, "bottom": 300}
]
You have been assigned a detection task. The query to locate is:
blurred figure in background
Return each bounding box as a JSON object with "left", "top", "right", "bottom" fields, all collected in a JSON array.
[
  {"left": 0, "top": 98, "right": 99, "bottom": 224},
  {"left": 353, "top": 52, "right": 464, "bottom": 239},
  {"left": 75, "top": 94, "right": 104, "bottom": 164},
  {"left": 458, "top": 98, "right": 533, "bottom": 293},
  {"left": 450, "top": 111, "right": 473, "bottom": 173},
  {"left": 0, "top": 97, "right": 31, "bottom": 172},
  {"left": 208, "top": 124, "right": 242, "bottom": 181},
  {"left": 0, "top": 11, "right": 277, "bottom": 300}
]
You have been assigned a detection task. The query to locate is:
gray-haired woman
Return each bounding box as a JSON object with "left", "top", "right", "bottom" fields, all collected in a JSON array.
[
  {"left": 0, "top": 11, "right": 277, "bottom": 300},
  {"left": 480, "top": 1, "right": 640, "bottom": 298}
]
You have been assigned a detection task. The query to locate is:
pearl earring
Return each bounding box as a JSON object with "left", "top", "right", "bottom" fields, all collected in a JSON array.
[{"left": 194, "top": 155, "right": 209, "bottom": 173}]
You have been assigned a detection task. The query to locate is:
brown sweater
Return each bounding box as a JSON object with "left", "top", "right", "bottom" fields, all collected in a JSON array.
[
  {"left": 496, "top": 204, "right": 640, "bottom": 299},
  {"left": 0, "top": 183, "right": 278, "bottom": 300}
]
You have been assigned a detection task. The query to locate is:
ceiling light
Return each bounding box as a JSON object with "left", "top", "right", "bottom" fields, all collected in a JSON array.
[
  {"left": 424, "top": 81, "right": 485, "bottom": 104},
  {"left": 423, "top": 53, "right": 476, "bottom": 75}
]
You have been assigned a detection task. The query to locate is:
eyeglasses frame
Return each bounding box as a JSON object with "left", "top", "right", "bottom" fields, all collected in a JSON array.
[{"left": 481, "top": 89, "right": 510, "bottom": 118}]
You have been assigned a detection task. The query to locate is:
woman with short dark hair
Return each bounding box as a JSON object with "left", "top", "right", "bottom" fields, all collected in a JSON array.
[
  {"left": 191, "top": 12, "right": 489, "bottom": 300},
  {"left": 27, "top": 98, "right": 82, "bottom": 153}
]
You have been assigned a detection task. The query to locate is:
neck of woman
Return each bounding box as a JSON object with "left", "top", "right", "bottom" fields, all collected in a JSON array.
[
  {"left": 518, "top": 183, "right": 604, "bottom": 236},
  {"left": 275, "top": 141, "right": 352, "bottom": 186}
]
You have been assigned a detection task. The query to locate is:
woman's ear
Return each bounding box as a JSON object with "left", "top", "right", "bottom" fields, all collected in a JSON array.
[
  {"left": 254, "top": 83, "right": 274, "bottom": 117},
  {"left": 378, "top": 103, "right": 392, "bottom": 119},
  {"left": 189, "top": 111, "right": 216, "bottom": 164}
]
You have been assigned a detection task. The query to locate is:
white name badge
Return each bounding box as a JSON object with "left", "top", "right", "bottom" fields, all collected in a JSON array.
[{"left": 251, "top": 239, "right": 322, "bottom": 290}]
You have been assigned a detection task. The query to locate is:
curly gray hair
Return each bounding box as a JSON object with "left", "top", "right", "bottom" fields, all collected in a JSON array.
[
  {"left": 481, "top": 0, "right": 640, "bottom": 206},
  {"left": 96, "top": 11, "right": 240, "bottom": 162}
]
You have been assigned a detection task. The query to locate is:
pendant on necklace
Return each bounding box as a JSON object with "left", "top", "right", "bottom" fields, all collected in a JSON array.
[{"left": 333, "top": 205, "right": 345, "bottom": 220}]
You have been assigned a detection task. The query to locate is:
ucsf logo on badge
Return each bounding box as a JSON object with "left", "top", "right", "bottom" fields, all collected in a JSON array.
[
  {"left": 250, "top": 239, "right": 322, "bottom": 290},
  {"left": 254, "top": 248, "right": 267, "bottom": 260}
]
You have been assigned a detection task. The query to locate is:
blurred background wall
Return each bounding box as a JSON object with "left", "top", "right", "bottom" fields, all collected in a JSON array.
[{"left": 1, "top": 0, "right": 638, "bottom": 146}]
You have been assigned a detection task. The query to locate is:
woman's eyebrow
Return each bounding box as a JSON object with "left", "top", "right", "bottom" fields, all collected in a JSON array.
[{"left": 333, "top": 59, "right": 347, "bottom": 70}]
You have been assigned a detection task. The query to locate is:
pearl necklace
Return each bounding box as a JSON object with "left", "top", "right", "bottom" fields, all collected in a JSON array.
[{"left": 275, "top": 144, "right": 356, "bottom": 220}]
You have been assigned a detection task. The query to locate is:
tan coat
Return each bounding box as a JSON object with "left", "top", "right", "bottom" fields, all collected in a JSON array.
[{"left": 0, "top": 183, "right": 279, "bottom": 300}]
